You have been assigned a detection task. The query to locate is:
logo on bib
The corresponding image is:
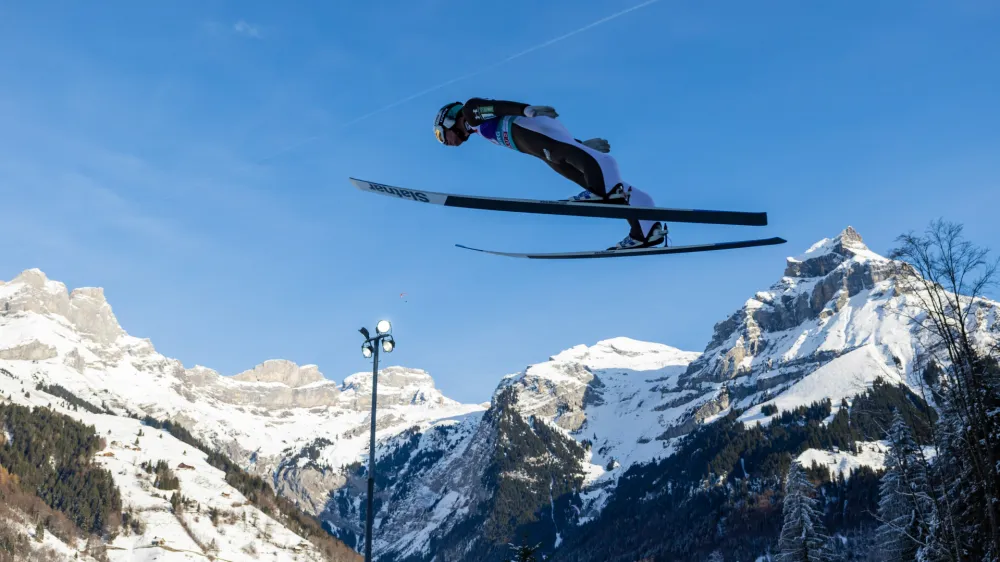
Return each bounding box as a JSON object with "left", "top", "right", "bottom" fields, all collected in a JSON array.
[{"left": 495, "top": 117, "right": 517, "bottom": 150}]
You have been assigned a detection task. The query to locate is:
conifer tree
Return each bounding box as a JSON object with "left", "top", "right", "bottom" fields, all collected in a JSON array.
[
  {"left": 504, "top": 535, "right": 543, "bottom": 562},
  {"left": 777, "top": 462, "right": 831, "bottom": 562},
  {"left": 876, "top": 411, "right": 933, "bottom": 561}
]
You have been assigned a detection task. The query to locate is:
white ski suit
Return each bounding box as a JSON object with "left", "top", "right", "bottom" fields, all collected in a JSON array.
[{"left": 460, "top": 97, "right": 659, "bottom": 240}]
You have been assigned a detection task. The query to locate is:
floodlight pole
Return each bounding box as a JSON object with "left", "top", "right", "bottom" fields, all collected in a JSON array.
[
  {"left": 358, "top": 324, "right": 394, "bottom": 562},
  {"left": 364, "top": 340, "right": 379, "bottom": 562}
]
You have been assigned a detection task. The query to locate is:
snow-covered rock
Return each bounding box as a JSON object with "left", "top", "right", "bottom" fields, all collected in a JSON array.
[
  {"left": 340, "top": 366, "right": 459, "bottom": 409},
  {"left": 497, "top": 337, "right": 701, "bottom": 509},
  {"left": 0, "top": 268, "right": 123, "bottom": 345},
  {"left": 0, "top": 339, "right": 57, "bottom": 360},
  {"left": 233, "top": 359, "right": 325, "bottom": 388}
]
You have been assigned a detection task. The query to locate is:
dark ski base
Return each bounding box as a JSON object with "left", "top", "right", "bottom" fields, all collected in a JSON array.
[
  {"left": 455, "top": 237, "right": 788, "bottom": 259},
  {"left": 350, "top": 177, "right": 769, "bottom": 226}
]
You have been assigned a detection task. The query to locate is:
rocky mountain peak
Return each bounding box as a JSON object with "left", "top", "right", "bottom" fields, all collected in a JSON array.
[
  {"left": 548, "top": 337, "right": 700, "bottom": 371},
  {"left": 494, "top": 336, "right": 700, "bottom": 438},
  {"left": 1, "top": 268, "right": 123, "bottom": 345},
  {"left": 232, "top": 359, "right": 325, "bottom": 388},
  {"left": 343, "top": 366, "right": 435, "bottom": 391},
  {"left": 686, "top": 226, "right": 898, "bottom": 386},
  {"left": 70, "top": 286, "right": 107, "bottom": 301},
  {"left": 340, "top": 367, "right": 453, "bottom": 409},
  {"left": 11, "top": 268, "right": 58, "bottom": 289},
  {"left": 784, "top": 226, "right": 876, "bottom": 278}
]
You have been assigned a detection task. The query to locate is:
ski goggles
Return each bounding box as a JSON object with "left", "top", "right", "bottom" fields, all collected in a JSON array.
[{"left": 433, "top": 102, "right": 464, "bottom": 144}]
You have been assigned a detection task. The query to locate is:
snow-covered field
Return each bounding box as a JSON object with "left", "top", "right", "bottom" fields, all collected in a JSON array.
[
  {"left": 797, "top": 441, "right": 890, "bottom": 477},
  {"left": 738, "top": 345, "right": 904, "bottom": 426}
]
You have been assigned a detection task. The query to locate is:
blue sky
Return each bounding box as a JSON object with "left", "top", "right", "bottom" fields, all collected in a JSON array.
[{"left": 2, "top": 1, "right": 998, "bottom": 404}]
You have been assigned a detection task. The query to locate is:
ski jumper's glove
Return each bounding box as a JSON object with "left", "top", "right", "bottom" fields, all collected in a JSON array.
[
  {"left": 524, "top": 105, "right": 559, "bottom": 119},
  {"left": 579, "top": 138, "right": 610, "bottom": 153}
]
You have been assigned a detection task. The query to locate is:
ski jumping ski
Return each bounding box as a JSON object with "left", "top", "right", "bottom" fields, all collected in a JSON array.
[
  {"left": 455, "top": 237, "right": 787, "bottom": 260},
  {"left": 350, "top": 177, "right": 786, "bottom": 258},
  {"left": 350, "top": 177, "right": 768, "bottom": 226}
]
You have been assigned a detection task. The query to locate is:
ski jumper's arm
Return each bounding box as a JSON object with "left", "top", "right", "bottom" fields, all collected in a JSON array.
[{"left": 461, "top": 98, "right": 530, "bottom": 126}]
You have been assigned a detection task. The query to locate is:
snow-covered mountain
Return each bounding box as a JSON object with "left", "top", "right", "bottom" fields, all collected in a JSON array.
[
  {"left": 322, "top": 336, "right": 703, "bottom": 559},
  {"left": 325, "top": 226, "right": 998, "bottom": 561},
  {"left": 2, "top": 225, "right": 997, "bottom": 561},
  {"left": 674, "top": 226, "right": 996, "bottom": 430},
  {"left": 0, "top": 267, "right": 484, "bottom": 558}
]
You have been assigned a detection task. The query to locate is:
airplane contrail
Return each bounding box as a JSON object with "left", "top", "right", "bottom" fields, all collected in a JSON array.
[{"left": 261, "top": 0, "right": 663, "bottom": 161}]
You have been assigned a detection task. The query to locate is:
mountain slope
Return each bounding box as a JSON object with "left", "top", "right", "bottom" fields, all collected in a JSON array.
[
  {"left": 0, "top": 375, "right": 360, "bottom": 561},
  {"left": 0, "top": 267, "right": 485, "bottom": 519}
]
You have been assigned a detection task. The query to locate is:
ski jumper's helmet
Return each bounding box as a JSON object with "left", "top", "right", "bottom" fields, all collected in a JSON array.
[{"left": 434, "top": 102, "right": 464, "bottom": 144}]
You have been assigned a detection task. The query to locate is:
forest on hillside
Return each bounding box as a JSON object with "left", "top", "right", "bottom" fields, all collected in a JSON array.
[{"left": 0, "top": 402, "right": 122, "bottom": 535}]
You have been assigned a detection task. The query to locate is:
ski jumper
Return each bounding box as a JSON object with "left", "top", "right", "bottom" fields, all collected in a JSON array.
[{"left": 460, "top": 98, "right": 658, "bottom": 239}]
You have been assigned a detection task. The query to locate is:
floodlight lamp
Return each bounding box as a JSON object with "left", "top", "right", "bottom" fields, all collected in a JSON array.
[
  {"left": 359, "top": 327, "right": 370, "bottom": 340},
  {"left": 362, "top": 343, "right": 373, "bottom": 358},
  {"left": 376, "top": 319, "right": 391, "bottom": 335},
  {"left": 382, "top": 337, "right": 395, "bottom": 353}
]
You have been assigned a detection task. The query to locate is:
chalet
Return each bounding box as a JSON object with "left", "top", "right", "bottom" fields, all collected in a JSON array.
[{"left": 177, "top": 463, "right": 195, "bottom": 471}]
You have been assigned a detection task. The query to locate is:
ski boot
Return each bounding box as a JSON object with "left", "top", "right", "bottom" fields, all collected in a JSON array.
[
  {"left": 563, "top": 183, "right": 629, "bottom": 205},
  {"left": 608, "top": 222, "right": 668, "bottom": 251}
]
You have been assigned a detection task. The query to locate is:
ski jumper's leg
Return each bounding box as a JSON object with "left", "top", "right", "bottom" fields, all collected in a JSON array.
[
  {"left": 623, "top": 185, "right": 658, "bottom": 238},
  {"left": 515, "top": 118, "right": 615, "bottom": 197},
  {"left": 514, "top": 118, "right": 617, "bottom": 197},
  {"left": 543, "top": 159, "right": 591, "bottom": 192},
  {"left": 515, "top": 117, "right": 660, "bottom": 238}
]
